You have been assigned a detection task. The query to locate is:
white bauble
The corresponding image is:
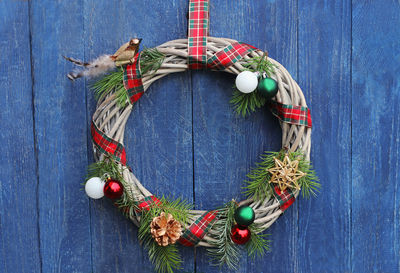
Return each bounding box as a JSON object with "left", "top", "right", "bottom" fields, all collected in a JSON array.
[
  {"left": 85, "top": 177, "right": 105, "bottom": 199},
  {"left": 235, "top": 71, "right": 258, "bottom": 93}
]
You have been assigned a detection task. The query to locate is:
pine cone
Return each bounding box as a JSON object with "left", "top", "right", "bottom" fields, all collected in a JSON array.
[{"left": 150, "top": 212, "right": 182, "bottom": 246}]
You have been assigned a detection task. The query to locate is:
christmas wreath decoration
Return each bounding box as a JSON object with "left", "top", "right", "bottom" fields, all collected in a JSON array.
[{"left": 65, "top": 1, "right": 319, "bottom": 272}]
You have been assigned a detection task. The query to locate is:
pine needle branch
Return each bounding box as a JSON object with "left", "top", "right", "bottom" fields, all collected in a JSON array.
[
  {"left": 207, "top": 200, "right": 240, "bottom": 269},
  {"left": 90, "top": 47, "right": 165, "bottom": 108},
  {"left": 242, "top": 151, "right": 279, "bottom": 201},
  {"left": 137, "top": 196, "right": 193, "bottom": 273},
  {"left": 86, "top": 156, "right": 125, "bottom": 182},
  {"left": 230, "top": 55, "right": 276, "bottom": 117},
  {"left": 246, "top": 224, "right": 271, "bottom": 259},
  {"left": 86, "top": 156, "right": 137, "bottom": 216},
  {"left": 230, "top": 88, "right": 266, "bottom": 117},
  {"left": 91, "top": 68, "right": 126, "bottom": 106},
  {"left": 140, "top": 47, "right": 165, "bottom": 75},
  {"left": 243, "top": 150, "right": 320, "bottom": 201},
  {"left": 242, "top": 55, "right": 276, "bottom": 77}
]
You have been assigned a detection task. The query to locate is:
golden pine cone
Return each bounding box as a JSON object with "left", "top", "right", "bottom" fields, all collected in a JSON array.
[{"left": 150, "top": 212, "right": 182, "bottom": 246}]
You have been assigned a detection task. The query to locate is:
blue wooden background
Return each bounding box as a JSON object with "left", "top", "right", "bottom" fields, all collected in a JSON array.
[{"left": 1, "top": 0, "right": 399, "bottom": 272}]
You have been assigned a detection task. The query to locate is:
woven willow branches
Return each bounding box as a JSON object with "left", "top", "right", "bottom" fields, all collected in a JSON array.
[{"left": 91, "top": 37, "right": 312, "bottom": 247}]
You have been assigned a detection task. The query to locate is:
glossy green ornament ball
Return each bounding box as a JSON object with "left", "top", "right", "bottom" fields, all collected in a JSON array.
[
  {"left": 257, "top": 76, "right": 278, "bottom": 99},
  {"left": 234, "top": 205, "right": 255, "bottom": 226}
]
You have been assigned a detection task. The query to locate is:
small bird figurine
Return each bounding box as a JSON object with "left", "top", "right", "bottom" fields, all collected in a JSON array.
[
  {"left": 64, "top": 38, "right": 142, "bottom": 80},
  {"left": 111, "top": 38, "right": 142, "bottom": 66}
]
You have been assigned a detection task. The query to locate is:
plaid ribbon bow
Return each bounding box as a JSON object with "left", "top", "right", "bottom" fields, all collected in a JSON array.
[
  {"left": 123, "top": 52, "right": 144, "bottom": 104},
  {"left": 272, "top": 186, "right": 296, "bottom": 211},
  {"left": 187, "top": 0, "right": 258, "bottom": 71},
  {"left": 207, "top": 42, "right": 257, "bottom": 70},
  {"left": 136, "top": 196, "right": 161, "bottom": 212},
  {"left": 91, "top": 121, "right": 127, "bottom": 165},
  {"left": 187, "top": 0, "right": 210, "bottom": 69},
  {"left": 269, "top": 101, "right": 313, "bottom": 128},
  {"left": 179, "top": 210, "right": 218, "bottom": 246}
]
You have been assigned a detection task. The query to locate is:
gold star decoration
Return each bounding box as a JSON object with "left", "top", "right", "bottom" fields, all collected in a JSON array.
[{"left": 268, "top": 155, "right": 306, "bottom": 191}]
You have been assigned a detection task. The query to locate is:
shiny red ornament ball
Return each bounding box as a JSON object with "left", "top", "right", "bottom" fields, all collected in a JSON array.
[
  {"left": 103, "top": 179, "right": 124, "bottom": 199},
  {"left": 231, "top": 224, "right": 251, "bottom": 245}
]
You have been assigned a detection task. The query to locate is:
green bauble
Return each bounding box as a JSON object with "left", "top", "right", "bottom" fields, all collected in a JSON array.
[
  {"left": 234, "top": 205, "right": 255, "bottom": 227},
  {"left": 257, "top": 76, "right": 278, "bottom": 99}
]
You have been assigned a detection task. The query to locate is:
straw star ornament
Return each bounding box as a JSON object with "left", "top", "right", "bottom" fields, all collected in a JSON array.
[{"left": 268, "top": 155, "right": 306, "bottom": 191}]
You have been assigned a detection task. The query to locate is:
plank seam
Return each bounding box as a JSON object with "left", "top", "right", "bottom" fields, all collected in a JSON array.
[
  {"left": 81, "top": 4, "right": 94, "bottom": 273},
  {"left": 349, "top": 0, "right": 353, "bottom": 271},
  {"left": 28, "top": 0, "right": 43, "bottom": 272}
]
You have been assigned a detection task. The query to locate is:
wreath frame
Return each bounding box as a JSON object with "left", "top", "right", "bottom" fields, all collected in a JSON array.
[{"left": 91, "top": 36, "right": 312, "bottom": 248}]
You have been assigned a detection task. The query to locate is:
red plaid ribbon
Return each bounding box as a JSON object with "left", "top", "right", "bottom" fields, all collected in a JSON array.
[
  {"left": 272, "top": 186, "right": 296, "bottom": 211},
  {"left": 137, "top": 196, "right": 161, "bottom": 212},
  {"left": 179, "top": 210, "right": 218, "bottom": 246},
  {"left": 91, "top": 121, "right": 127, "bottom": 165},
  {"left": 269, "top": 101, "right": 312, "bottom": 128},
  {"left": 207, "top": 42, "right": 257, "bottom": 70},
  {"left": 123, "top": 52, "right": 144, "bottom": 104},
  {"left": 187, "top": 0, "right": 209, "bottom": 69}
]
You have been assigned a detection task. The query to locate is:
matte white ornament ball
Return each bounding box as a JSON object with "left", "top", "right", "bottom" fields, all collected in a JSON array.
[
  {"left": 235, "top": 71, "right": 258, "bottom": 93},
  {"left": 85, "top": 177, "right": 105, "bottom": 199}
]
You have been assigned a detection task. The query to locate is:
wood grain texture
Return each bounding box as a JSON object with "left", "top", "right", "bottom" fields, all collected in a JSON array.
[
  {"left": 30, "top": 1, "right": 92, "bottom": 272},
  {"left": 194, "top": 1, "right": 298, "bottom": 273},
  {"left": 1, "top": 0, "right": 400, "bottom": 272},
  {"left": 352, "top": 1, "right": 400, "bottom": 272},
  {"left": 297, "top": 1, "right": 352, "bottom": 273},
  {"left": 83, "top": 0, "right": 195, "bottom": 272},
  {"left": 0, "top": 2, "right": 41, "bottom": 273}
]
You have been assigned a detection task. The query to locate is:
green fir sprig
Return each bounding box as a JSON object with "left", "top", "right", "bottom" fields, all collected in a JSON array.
[
  {"left": 243, "top": 150, "right": 320, "bottom": 201},
  {"left": 207, "top": 201, "right": 271, "bottom": 268},
  {"left": 140, "top": 47, "right": 166, "bottom": 75},
  {"left": 230, "top": 54, "right": 276, "bottom": 117},
  {"left": 86, "top": 156, "right": 125, "bottom": 182},
  {"left": 230, "top": 88, "right": 266, "bottom": 117},
  {"left": 246, "top": 224, "right": 271, "bottom": 259},
  {"left": 91, "top": 68, "right": 126, "bottom": 105},
  {"left": 207, "top": 200, "right": 240, "bottom": 269},
  {"left": 86, "top": 157, "right": 138, "bottom": 216},
  {"left": 138, "top": 196, "right": 193, "bottom": 273},
  {"left": 91, "top": 47, "right": 165, "bottom": 108}
]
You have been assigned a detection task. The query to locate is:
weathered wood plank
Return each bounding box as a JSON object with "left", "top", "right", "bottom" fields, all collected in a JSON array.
[
  {"left": 297, "top": 1, "right": 352, "bottom": 272},
  {"left": 83, "top": 0, "right": 195, "bottom": 272},
  {"left": 0, "top": 2, "right": 41, "bottom": 272},
  {"left": 194, "top": 1, "right": 297, "bottom": 272},
  {"left": 352, "top": 1, "right": 400, "bottom": 272},
  {"left": 30, "top": 1, "right": 92, "bottom": 272}
]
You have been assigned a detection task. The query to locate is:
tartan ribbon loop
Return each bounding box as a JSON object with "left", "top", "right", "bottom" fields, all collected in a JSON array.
[
  {"left": 269, "top": 101, "right": 312, "bottom": 128},
  {"left": 207, "top": 42, "right": 257, "bottom": 70},
  {"left": 136, "top": 196, "right": 161, "bottom": 212},
  {"left": 91, "top": 121, "right": 127, "bottom": 165},
  {"left": 272, "top": 186, "right": 296, "bottom": 211},
  {"left": 187, "top": 0, "right": 209, "bottom": 69},
  {"left": 187, "top": 0, "right": 258, "bottom": 71},
  {"left": 179, "top": 210, "right": 218, "bottom": 246},
  {"left": 123, "top": 52, "right": 144, "bottom": 104}
]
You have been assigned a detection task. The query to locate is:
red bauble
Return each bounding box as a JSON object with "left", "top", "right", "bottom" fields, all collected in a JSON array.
[
  {"left": 103, "top": 179, "right": 124, "bottom": 199},
  {"left": 231, "top": 224, "right": 251, "bottom": 245}
]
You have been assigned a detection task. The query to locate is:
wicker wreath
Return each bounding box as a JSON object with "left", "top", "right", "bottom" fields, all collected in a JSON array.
[
  {"left": 92, "top": 37, "right": 311, "bottom": 244},
  {"left": 66, "top": 1, "right": 318, "bottom": 271}
]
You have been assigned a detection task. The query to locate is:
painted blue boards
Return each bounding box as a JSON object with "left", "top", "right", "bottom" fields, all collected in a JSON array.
[
  {"left": 352, "top": 1, "right": 400, "bottom": 272},
  {"left": 297, "top": 1, "right": 352, "bottom": 272},
  {"left": 83, "top": 0, "right": 195, "bottom": 272},
  {"left": 0, "top": 2, "right": 41, "bottom": 272},
  {"left": 30, "top": 0, "right": 92, "bottom": 272},
  {"left": 194, "top": 1, "right": 297, "bottom": 273},
  {"left": 1, "top": 0, "right": 400, "bottom": 272}
]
